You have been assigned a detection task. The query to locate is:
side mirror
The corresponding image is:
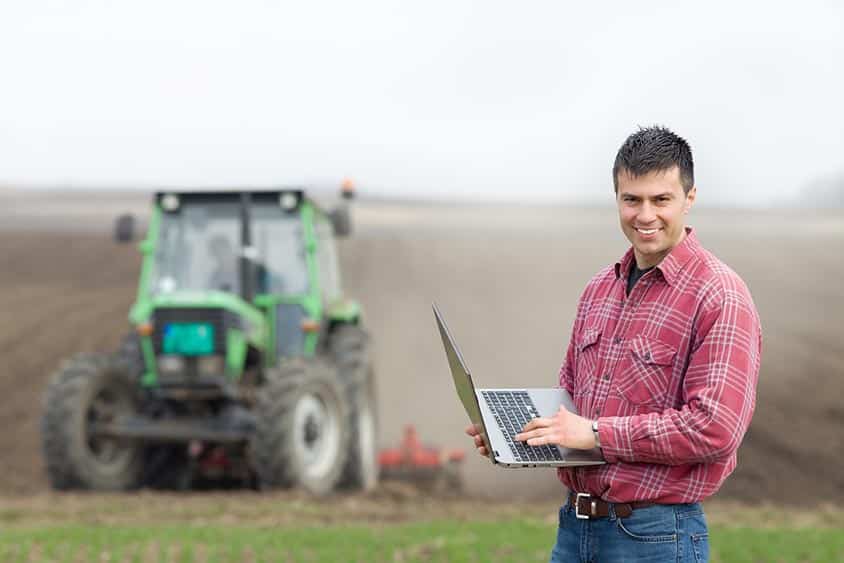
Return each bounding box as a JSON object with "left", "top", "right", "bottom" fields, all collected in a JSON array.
[
  {"left": 329, "top": 206, "right": 352, "bottom": 237},
  {"left": 114, "top": 213, "right": 136, "bottom": 243}
]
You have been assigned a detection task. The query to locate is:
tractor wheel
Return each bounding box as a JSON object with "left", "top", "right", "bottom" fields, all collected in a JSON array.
[
  {"left": 339, "top": 368, "right": 379, "bottom": 492},
  {"left": 41, "top": 354, "right": 143, "bottom": 490},
  {"left": 331, "top": 324, "right": 379, "bottom": 491},
  {"left": 251, "top": 359, "right": 350, "bottom": 496},
  {"left": 331, "top": 324, "right": 369, "bottom": 365},
  {"left": 116, "top": 332, "right": 144, "bottom": 379}
]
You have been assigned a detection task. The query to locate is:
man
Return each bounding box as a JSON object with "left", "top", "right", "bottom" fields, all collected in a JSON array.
[
  {"left": 207, "top": 234, "right": 240, "bottom": 292},
  {"left": 466, "top": 126, "right": 761, "bottom": 562}
]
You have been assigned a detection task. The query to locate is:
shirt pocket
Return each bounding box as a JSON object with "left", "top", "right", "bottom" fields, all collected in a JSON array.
[
  {"left": 615, "top": 335, "right": 677, "bottom": 408},
  {"left": 573, "top": 327, "right": 602, "bottom": 400}
]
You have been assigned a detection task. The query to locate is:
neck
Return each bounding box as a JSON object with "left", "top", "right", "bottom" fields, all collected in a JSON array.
[{"left": 633, "top": 228, "right": 687, "bottom": 269}]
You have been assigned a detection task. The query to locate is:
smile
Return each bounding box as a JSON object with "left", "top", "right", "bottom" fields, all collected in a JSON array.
[{"left": 635, "top": 227, "right": 662, "bottom": 235}]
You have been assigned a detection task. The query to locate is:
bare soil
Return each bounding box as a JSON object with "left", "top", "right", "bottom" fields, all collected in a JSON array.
[
  {"left": 1, "top": 196, "right": 842, "bottom": 506},
  {"left": 1, "top": 488, "right": 843, "bottom": 530}
]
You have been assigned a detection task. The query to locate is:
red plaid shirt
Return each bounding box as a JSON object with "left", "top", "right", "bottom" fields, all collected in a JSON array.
[{"left": 559, "top": 228, "right": 762, "bottom": 503}]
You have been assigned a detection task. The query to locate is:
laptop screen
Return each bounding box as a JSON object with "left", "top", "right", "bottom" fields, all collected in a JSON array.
[{"left": 432, "top": 303, "right": 493, "bottom": 456}]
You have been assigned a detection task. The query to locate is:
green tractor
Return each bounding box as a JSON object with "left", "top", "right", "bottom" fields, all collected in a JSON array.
[{"left": 41, "top": 187, "right": 378, "bottom": 495}]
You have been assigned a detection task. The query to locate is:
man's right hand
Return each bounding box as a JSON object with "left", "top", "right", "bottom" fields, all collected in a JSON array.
[{"left": 465, "top": 423, "right": 489, "bottom": 457}]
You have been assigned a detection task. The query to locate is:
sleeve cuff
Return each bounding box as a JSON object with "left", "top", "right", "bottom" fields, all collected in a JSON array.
[{"left": 597, "top": 416, "right": 625, "bottom": 464}]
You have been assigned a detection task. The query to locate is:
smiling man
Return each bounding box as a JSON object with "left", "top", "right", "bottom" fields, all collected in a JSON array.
[{"left": 467, "top": 126, "right": 762, "bottom": 562}]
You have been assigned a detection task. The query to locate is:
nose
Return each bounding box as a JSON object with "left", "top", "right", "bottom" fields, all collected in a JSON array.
[{"left": 638, "top": 201, "right": 657, "bottom": 224}]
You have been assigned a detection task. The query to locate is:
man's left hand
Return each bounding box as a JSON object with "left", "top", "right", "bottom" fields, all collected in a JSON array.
[{"left": 515, "top": 406, "right": 596, "bottom": 450}]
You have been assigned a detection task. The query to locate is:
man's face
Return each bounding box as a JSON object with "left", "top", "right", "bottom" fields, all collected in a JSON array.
[{"left": 616, "top": 166, "right": 696, "bottom": 269}]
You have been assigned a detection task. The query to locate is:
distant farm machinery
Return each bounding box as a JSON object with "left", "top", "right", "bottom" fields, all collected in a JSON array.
[
  {"left": 41, "top": 185, "right": 377, "bottom": 495},
  {"left": 378, "top": 425, "right": 465, "bottom": 493}
]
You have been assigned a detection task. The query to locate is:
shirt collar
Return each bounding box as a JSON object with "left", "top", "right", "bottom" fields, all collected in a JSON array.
[{"left": 614, "top": 227, "right": 699, "bottom": 286}]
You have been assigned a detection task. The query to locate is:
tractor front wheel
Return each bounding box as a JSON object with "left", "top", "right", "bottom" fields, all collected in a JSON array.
[
  {"left": 251, "top": 359, "right": 350, "bottom": 496},
  {"left": 41, "top": 354, "right": 143, "bottom": 490}
]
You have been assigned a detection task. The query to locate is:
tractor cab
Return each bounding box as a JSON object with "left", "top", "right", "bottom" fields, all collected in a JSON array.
[
  {"left": 123, "top": 189, "right": 356, "bottom": 391},
  {"left": 149, "top": 192, "right": 311, "bottom": 298}
]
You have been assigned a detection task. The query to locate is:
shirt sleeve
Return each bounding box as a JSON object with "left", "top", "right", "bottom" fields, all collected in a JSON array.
[{"left": 598, "top": 282, "right": 762, "bottom": 466}]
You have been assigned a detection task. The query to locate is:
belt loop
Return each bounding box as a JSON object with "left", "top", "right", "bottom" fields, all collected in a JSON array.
[{"left": 608, "top": 502, "right": 617, "bottom": 521}]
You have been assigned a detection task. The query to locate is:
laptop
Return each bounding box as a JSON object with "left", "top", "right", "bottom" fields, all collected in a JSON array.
[{"left": 433, "top": 303, "right": 605, "bottom": 468}]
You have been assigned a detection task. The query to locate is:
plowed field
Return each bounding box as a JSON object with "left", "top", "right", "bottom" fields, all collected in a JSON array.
[{"left": 1, "top": 192, "right": 842, "bottom": 505}]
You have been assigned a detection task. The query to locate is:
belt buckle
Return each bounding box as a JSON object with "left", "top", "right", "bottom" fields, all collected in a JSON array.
[{"left": 575, "top": 493, "right": 595, "bottom": 520}]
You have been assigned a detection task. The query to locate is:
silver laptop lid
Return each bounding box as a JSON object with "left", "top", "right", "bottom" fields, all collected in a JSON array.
[{"left": 432, "top": 303, "right": 493, "bottom": 457}]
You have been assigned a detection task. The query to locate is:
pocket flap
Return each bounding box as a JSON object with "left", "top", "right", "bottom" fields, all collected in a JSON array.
[
  {"left": 629, "top": 335, "right": 676, "bottom": 366},
  {"left": 577, "top": 327, "right": 601, "bottom": 352}
]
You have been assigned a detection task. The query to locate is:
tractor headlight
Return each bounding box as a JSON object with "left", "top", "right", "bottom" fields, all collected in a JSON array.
[
  {"left": 157, "top": 355, "right": 184, "bottom": 377},
  {"left": 197, "top": 355, "right": 225, "bottom": 377},
  {"left": 279, "top": 192, "right": 299, "bottom": 211},
  {"left": 161, "top": 193, "right": 180, "bottom": 212}
]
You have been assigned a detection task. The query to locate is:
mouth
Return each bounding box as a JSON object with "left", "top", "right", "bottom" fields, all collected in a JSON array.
[{"left": 635, "top": 227, "right": 662, "bottom": 236}]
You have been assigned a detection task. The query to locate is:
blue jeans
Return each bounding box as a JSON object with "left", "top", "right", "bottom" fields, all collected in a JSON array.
[{"left": 550, "top": 499, "right": 709, "bottom": 562}]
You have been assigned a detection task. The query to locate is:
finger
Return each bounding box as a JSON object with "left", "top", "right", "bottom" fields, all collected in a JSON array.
[
  {"left": 514, "top": 428, "right": 545, "bottom": 442},
  {"left": 465, "top": 424, "right": 478, "bottom": 436},
  {"left": 527, "top": 433, "right": 557, "bottom": 447},
  {"left": 478, "top": 446, "right": 489, "bottom": 457},
  {"left": 521, "top": 417, "right": 552, "bottom": 432},
  {"left": 473, "top": 435, "right": 484, "bottom": 448}
]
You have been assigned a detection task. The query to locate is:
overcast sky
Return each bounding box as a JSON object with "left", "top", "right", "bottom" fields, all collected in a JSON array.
[{"left": 1, "top": 1, "right": 842, "bottom": 205}]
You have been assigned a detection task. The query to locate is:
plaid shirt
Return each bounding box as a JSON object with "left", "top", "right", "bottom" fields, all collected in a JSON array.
[{"left": 558, "top": 228, "right": 762, "bottom": 503}]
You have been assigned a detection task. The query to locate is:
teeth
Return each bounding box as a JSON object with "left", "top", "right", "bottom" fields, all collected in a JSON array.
[{"left": 637, "top": 228, "right": 658, "bottom": 235}]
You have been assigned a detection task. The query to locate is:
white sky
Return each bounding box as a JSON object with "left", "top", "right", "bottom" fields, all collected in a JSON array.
[{"left": 1, "top": 1, "right": 843, "bottom": 205}]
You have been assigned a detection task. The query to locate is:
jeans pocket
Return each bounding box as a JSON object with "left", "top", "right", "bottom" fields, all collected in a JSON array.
[
  {"left": 616, "top": 506, "right": 678, "bottom": 544},
  {"left": 692, "top": 533, "right": 710, "bottom": 563}
]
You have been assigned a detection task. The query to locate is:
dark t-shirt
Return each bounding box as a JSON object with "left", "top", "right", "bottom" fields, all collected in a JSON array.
[{"left": 626, "top": 263, "right": 654, "bottom": 296}]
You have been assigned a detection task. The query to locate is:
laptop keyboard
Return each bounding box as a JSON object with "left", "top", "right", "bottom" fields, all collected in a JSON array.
[{"left": 481, "top": 391, "right": 564, "bottom": 463}]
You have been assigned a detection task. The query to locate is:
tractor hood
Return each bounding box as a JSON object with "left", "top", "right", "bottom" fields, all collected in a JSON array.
[{"left": 129, "top": 290, "right": 267, "bottom": 349}]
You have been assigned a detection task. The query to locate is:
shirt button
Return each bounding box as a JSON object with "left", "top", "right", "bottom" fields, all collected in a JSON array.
[
  {"left": 603, "top": 374, "right": 611, "bottom": 381},
  {"left": 595, "top": 408, "right": 601, "bottom": 416},
  {"left": 613, "top": 336, "right": 622, "bottom": 344}
]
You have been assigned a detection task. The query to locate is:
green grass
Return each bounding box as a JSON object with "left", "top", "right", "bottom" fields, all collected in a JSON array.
[{"left": 1, "top": 521, "right": 843, "bottom": 562}]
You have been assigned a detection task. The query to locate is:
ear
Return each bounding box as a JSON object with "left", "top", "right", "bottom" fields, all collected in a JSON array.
[{"left": 684, "top": 186, "right": 697, "bottom": 214}]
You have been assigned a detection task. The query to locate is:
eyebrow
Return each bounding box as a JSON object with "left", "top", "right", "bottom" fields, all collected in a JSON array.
[{"left": 619, "top": 192, "right": 675, "bottom": 199}]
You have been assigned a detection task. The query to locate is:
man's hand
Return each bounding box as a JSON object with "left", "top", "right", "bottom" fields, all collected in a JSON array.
[
  {"left": 515, "top": 406, "right": 596, "bottom": 450},
  {"left": 465, "top": 423, "right": 489, "bottom": 457}
]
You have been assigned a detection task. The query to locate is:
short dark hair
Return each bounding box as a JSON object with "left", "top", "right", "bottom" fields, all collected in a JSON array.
[{"left": 613, "top": 126, "right": 694, "bottom": 194}]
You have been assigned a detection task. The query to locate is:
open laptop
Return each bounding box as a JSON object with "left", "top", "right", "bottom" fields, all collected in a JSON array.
[{"left": 433, "top": 303, "right": 605, "bottom": 468}]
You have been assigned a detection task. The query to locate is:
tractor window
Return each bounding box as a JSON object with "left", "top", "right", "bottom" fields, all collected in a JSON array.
[
  {"left": 152, "top": 202, "right": 242, "bottom": 294},
  {"left": 315, "top": 219, "right": 342, "bottom": 303},
  {"left": 251, "top": 205, "right": 309, "bottom": 295}
]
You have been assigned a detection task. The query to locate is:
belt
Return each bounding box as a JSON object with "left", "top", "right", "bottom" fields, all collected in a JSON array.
[{"left": 567, "top": 491, "right": 654, "bottom": 520}]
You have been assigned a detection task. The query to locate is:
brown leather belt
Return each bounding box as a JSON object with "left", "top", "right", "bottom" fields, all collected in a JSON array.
[{"left": 567, "top": 491, "right": 654, "bottom": 520}]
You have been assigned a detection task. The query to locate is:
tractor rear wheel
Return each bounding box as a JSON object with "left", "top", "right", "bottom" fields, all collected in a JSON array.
[
  {"left": 340, "top": 368, "right": 379, "bottom": 492},
  {"left": 41, "top": 354, "right": 143, "bottom": 490},
  {"left": 251, "top": 359, "right": 350, "bottom": 496},
  {"left": 331, "top": 324, "right": 379, "bottom": 491}
]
